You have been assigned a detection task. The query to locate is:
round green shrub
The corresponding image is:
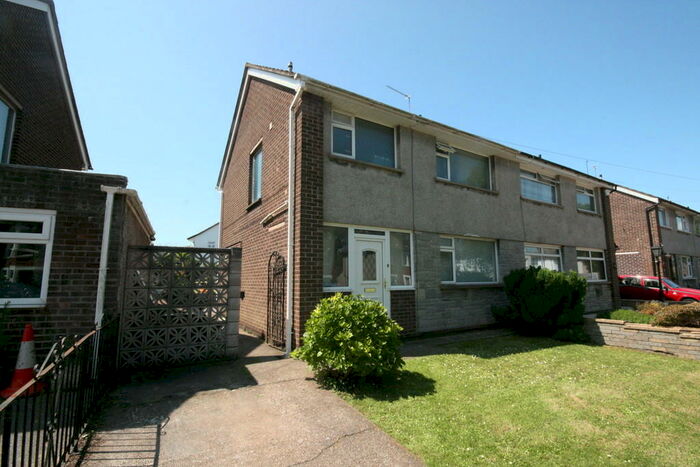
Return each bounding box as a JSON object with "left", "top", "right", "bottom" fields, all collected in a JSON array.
[{"left": 292, "top": 293, "right": 404, "bottom": 384}]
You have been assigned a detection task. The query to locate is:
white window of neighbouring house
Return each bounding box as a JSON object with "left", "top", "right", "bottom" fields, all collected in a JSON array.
[
  {"left": 0, "top": 208, "right": 56, "bottom": 307},
  {"left": 576, "top": 187, "right": 597, "bottom": 213},
  {"left": 390, "top": 232, "right": 412, "bottom": 286},
  {"left": 695, "top": 218, "right": 700, "bottom": 236},
  {"left": 440, "top": 236, "right": 498, "bottom": 284},
  {"left": 331, "top": 111, "right": 396, "bottom": 168},
  {"left": 576, "top": 249, "right": 607, "bottom": 282},
  {"left": 676, "top": 214, "right": 691, "bottom": 233},
  {"left": 679, "top": 255, "right": 694, "bottom": 279},
  {"left": 520, "top": 170, "right": 558, "bottom": 204},
  {"left": 658, "top": 208, "right": 669, "bottom": 228},
  {"left": 435, "top": 144, "right": 491, "bottom": 190},
  {"left": 524, "top": 244, "right": 562, "bottom": 271},
  {"left": 0, "top": 100, "right": 15, "bottom": 164},
  {"left": 322, "top": 226, "right": 349, "bottom": 289},
  {"left": 250, "top": 146, "right": 263, "bottom": 203}
]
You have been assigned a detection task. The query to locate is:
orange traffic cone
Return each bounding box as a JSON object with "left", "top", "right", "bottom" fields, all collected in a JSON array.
[{"left": 1, "top": 324, "right": 44, "bottom": 398}]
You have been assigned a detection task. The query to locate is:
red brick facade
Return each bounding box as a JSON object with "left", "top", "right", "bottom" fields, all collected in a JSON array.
[{"left": 609, "top": 191, "right": 659, "bottom": 276}]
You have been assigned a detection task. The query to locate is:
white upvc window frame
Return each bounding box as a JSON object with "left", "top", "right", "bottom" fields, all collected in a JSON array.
[
  {"left": 330, "top": 110, "right": 397, "bottom": 168},
  {"left": 675, "top": 214, "right": 691, "bottom": 233},
  {"left": 694, "top": 217, "right": 700, "bottom": 236},
  {"left": 436, "top": 153, "right": 450, "bottom": 180},
  {"left": 576, "top": 248, "right": 607, "bottom": 282},
  {"left": 658, "top": 208, "right": 669, "bottom": 228},
  {"left": 0, "top": 98, "right": 16, "bottom": 164},
  {"left": 321, "top": 223, "right": 415, "bottom": 293},
  {"left": 0, "top": 207, "right": 56, "bottom": 308},
  {"left": 520, "top": 169, "right": 559, "bottom": 205},
  {"left": 249, "top": 144, "right": 263, "bottom": 203},
  {"left": 439, "top": 235, "right": 499, "bottom": 285},
  {"left": 679, "top": 255, "right": 694, "bottom": 279},
  {"left": 435, "top": 143, "right": 493, "bottom": 191},
  {"left": 524, "top": 243, "right": 563, "bottom": 271},
  {"left": 576, "top": 186, "right": 597, "bottom": 213}
]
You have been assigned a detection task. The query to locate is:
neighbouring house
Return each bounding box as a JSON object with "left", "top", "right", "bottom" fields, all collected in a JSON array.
[
  {"left": 217, "top": 63, "right": 618, "bottom": 348},
  {"left": 188, "top": 222, "right": 220, "bottom": 248},
  {"left": 610, "top": 186, "right": 700, "bottom": 288},
  {"left": 0, "top": 0, "right": 155, "bottom": 362}
]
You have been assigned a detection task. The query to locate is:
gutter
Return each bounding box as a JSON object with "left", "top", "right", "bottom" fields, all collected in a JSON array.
[{"left": 286, "top": 78, "right": 304, "bottom": 356}]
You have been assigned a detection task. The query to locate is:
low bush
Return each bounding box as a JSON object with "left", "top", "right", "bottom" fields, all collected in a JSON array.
[
  {"left": 292, "top": 293, "right": 404, "bottom": 386},
  {"left": 599, "top": 309, "right": 654, "bottom": 324},
  {"left": 492, "top": 267, "right": 588, "bottom": 342},
  {"left": 651, "top": 302, "right": 700, "bottom": 327},
  {"left": 636, "top": 301, "right": 665, "bottom": 316}
]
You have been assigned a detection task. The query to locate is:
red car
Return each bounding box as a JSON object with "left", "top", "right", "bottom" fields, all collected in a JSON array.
[{"left": 619, "top": 275, "right": 700, "bottom": 302}]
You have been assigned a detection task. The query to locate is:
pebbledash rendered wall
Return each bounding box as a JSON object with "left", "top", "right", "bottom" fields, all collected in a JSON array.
[
  {"left": 0, "top": 164, "right": 151, "bottom": 363},
  {"left": 585, "top": 317, "right": 700, "bottom": 361}
]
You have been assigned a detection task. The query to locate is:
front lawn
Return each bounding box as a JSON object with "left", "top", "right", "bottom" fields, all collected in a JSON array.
[{"left": 342, "top": 336, "right": 700, "bottom": 466}]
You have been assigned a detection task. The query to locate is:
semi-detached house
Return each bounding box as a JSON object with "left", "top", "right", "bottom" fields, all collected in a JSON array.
[{"left": 217, "top": 63, "right": 618, "bottom": 349}]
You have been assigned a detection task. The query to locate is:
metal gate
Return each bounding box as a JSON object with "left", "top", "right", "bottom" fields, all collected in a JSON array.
[
  {"left": 118, "top": 246, "right": 234, "bottom": 368},
  {"left": 266, "top": 251, "right": 286, "bottom": 349}
]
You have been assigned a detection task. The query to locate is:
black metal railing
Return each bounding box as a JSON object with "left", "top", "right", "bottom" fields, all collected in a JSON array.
[{"left": 0, "top": 319, "right": 118, "bottom": 467}]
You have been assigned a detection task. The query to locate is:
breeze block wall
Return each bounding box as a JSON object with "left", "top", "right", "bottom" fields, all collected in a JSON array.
[{"left": 0, "top": 165, "right": 149, "bottom": 364}]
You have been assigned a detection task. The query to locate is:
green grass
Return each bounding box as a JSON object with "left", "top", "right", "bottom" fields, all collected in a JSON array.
[
  {"left": 599, "top": 308, "right": 655, "bottom": 324},
  {"left": 341, "top": 336, "right": 700, "bottom": 466}
]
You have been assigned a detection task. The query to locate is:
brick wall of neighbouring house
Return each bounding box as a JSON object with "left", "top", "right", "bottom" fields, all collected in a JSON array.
[
  {"left": 609, "top": 191, "right": 658, "bottom": 276},
  {"left": 219, "top": 78, "right": 294, "bottom": 339},
  {"left": 0, "top": 2, "right": 87, "bottom": 170},
  {"left": 0, "top": 165, "right": 151, "bottom": 363},
  {"left": 292, "top": 92, "right": 325, "bottom": 348}
]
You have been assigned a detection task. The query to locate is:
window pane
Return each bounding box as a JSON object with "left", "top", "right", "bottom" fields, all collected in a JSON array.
[
  {"left": 440, "top": 251, "right": 454, "bottom": 282},
  {"left": 542, "top": 256, "right": 561, "bottom": 271},
  {"left": 524, "top": 246, "right": 540, "bottom": 254},
  {"left": 0, "top": 243, "right": 46, "bottom": 298},
  {"left": 576, "top": 192, "right": 596, "bottom": 212},
  {"left": 362, "top": 250, "right": 377, "bottom": 281},
  {"left": 355, "top": 118, "right": 395, "bottom": 168},
  {"left": 332, "top": 112, "right": 352, "bottom": 126},
  {"left": 0, "top": 220, "right": 42, "bottom": 234},
  {"left": 591, "top": 251, "right": 604, "bottom": 258},
  {"left": 542, "top": 248, "right": 559, "bottom": 255},
  {"left": 322, "top": 227, "right": 348, "bottom": 287},
  {"left": 449, "top": 150, "right": 489, "bottom": 189},
  {"left": 390, "top": 232, "right": 412, "bottom": 286},
  {"left": 577, "top": 259, "right": 591, "bottom": 277},
  {"left": 0, "top": 101, "right": 9, "bottom": 160},
  {"left": 454, "top": 238, "right": 496, "bottom": 283},
  {"left": 591, "top": 259, "right": 606, "bottom": 280},
  {"left": 439, "top": 237, "right": 453, "bottom": 248},
  {"left": 332, "top": 126, "right": 352, "bottom": 156},
  {"left": 250, "top": 150, "right": 262, "bottom": 201},
  {"left": 521, "top": 177, "right": 556, "bottom": 204},
  {"left": 576, "top": 250, "right": 589, "bottom": 258},
  {"left": 436, "top": 156, "right": 449, "bottom": 179}
]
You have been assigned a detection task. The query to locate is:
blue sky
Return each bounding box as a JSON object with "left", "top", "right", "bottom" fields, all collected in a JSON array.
[{"left": 54, "top": 0, "right": 700, "bottom": 245}]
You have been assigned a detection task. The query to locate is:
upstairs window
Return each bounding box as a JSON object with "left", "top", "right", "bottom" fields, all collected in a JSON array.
[
  {"left": 524, "top": 244, "right": 562, "bottom": 271},
  {"left": 576, "top": 187, "right": 597, "bottom": 213},
  {"left": 520, "top": 170, "right": 558, "bottom": 204},
  {"left": 0, "top": 100, "right": 15, "bottom": 164},
  {"left": 675, "top": 214, "right": 691, "bottom": 233},
  {"left": 435, "top": 144, "right": 491, "bottom": 190},
  {"left": 1, "top": 208, "right": 56, "bottom": 307},
  {"left": 695, "top": 218, "right": 700, "bottom": 235},
  {"left": 249, "top": 146, "right": 263, "bottom": 203},
  {"left": 331, "top": 111, "right": 395, "bottom": 168},
  {"left": 577, "top": 249, "right": 607, "bottom": 281},
  {"left": 658, "top": 208, "right": 669, "bottom": 228}
]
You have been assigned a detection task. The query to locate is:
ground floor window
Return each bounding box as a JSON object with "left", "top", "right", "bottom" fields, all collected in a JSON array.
[
  {"left": 440, "top": 236, "right": 498, "bottom": 284},
  {"left": 524, "top": 244, "right": 562, "bottom": 271},
  {"left": 576, "top": 249, "right": 607, "bottom": 281},
  {"left": 679, "top": 255, "right": 694, "bottom": 279},
  {"left": 321, "top": 224, "right": 413, "bottom": 291},
  {"left": 0, "top": 208, "right": 56, "bottom": 307}
]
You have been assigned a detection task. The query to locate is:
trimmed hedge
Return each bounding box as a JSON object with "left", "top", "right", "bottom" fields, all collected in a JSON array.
[
  {"left": 292, "top": 294, "right": 404, "bottom": 385},
  {"left": 651, "top": 303, "right": 700, "bottom": 327},
  {"left": 492, "top": 267, "right": 588, "bottom": 342}
]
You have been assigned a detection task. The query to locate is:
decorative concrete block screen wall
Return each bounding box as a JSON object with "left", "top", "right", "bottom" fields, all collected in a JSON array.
[{"left": 585, "top": 317, "right": 700, "bottom": 360}]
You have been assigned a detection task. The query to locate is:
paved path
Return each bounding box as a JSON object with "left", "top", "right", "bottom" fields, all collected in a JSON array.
[{"left": 76, "top": 334, "right": 423, "bottom": 466}]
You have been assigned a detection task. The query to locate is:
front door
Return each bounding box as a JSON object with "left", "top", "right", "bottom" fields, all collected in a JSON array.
[{"left": 353, "top": 239, "right": 389, "bottom": 311}]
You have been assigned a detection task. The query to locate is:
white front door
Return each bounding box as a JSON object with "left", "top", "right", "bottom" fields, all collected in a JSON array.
[{"left": 353, "top": 238, "right": 389, "bottom": 312}]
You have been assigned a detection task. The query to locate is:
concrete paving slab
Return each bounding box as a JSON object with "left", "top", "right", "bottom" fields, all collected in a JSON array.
[{"left": 75, "top": 334, "right": 422, "bottom": 466}]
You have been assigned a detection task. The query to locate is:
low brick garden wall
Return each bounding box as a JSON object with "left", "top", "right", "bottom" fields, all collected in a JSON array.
[{"left": 584, "top": 317, "right": 700, "bottom": 360}]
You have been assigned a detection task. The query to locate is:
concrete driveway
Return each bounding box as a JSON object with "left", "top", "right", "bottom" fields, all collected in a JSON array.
[{"left": 75, "top": 334, "right": 423, "bottom": 466}]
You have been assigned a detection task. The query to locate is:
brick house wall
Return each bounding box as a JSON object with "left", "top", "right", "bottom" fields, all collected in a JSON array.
[
  {"left": 0, "top": 1, "right": 87, "bottom": 170},
  {"left": 0, "top": 165, "right": 151, "bottom": 365},
  {"left": 609, "top": 191, "right": 658, "bottom": 276}
]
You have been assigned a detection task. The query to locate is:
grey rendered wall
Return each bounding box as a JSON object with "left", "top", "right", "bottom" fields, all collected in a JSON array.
[{"left": 659, "top": 207, "right": 700, "bottom": 257}]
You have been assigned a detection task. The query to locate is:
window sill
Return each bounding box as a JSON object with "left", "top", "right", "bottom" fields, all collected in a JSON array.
[
  {"left": 660, "top": 225, "right": 672, "bottom": 230},
  {"left": 435, "top": 178, "right": 498, "bottom": 196},
  {"left": 246, "top": 198, "right": 262, "bottom": 212},
  {"left": 0, "top": 300, "right": 46, "bottom": 309},
  {"left": 577, "top": 209, "right": 601, "bottom": 218},
  {"left": 440, "top": 283, "right": 503, "bottom": 290},
  {"left": 520, "top": 197, "right": 563, "bottom": 209},
  {"left": 677, "top": 230, "right": 692, "bottom": 236},
  {"left": 328, "top": 154, "right": 404, "bottom": 175}
]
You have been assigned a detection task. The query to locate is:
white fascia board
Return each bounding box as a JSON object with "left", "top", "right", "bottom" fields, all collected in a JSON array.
[
  {"left": 216, "top": 68, "right": 302, "bottom": 189},
  {"left": 616, "top": 186, "right": 658, "bottom": 203}
]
